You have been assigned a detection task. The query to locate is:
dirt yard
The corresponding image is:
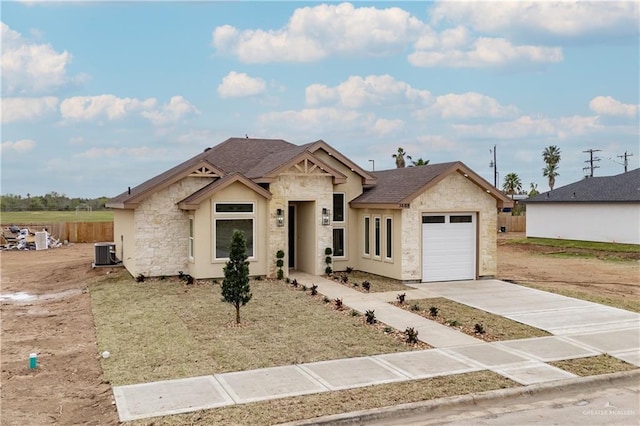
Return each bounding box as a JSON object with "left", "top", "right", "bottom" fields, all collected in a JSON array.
[{"left": 1, "top": 238, "right": 638, "bottom": 425}]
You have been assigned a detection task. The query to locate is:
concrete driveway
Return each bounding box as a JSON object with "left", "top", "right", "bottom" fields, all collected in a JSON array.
[{"left": 409, "top": 279, "right": 640, "bottom": 365}]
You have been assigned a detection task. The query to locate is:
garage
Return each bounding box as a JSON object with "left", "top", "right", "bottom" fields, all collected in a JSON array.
[{"left": 422, "top": 213, "right": 476, "bottom": 282}]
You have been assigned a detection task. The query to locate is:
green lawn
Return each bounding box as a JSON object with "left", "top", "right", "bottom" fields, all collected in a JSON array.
[
  {"left": 0, "top": 210, "right": 113, "bottom": 224},
  {"left": 507, "top": 237, "right": 640, "bottom": 253}
]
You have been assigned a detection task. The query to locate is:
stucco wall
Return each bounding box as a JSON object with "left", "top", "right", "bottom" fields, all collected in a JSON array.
[
  {"left": 527, "top": 202, "right": 640, "bottom": 244},
  {"left": 132, "top": 177, "right": 214, "bottom": 277},
  {"left": 354, "top": 209, "right": 402, "bottom": 279},
  {"left": 112, "top": 209, "right": 134, "bottom": 272},
  {"left": 402, "top": 172, "right": 498, "bottom": 280}
]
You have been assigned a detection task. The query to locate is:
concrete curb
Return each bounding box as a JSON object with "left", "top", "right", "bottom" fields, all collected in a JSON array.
[{"left": 277, "top": 369, "right": 640, "bottom": 426}]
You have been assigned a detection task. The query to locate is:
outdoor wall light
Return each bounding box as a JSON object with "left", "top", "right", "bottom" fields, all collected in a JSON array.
[
  {"left": 276, "top": 208, "right": 285, "bottom": 227},
  {"left": 322, "top": 208, "right": 330, "bottom": 226}
]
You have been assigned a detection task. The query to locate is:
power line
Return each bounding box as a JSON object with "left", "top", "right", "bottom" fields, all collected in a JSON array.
[
  {"left": 617, "top": 151, "right": 634, "bottom": 173},
  {"left": 582, "top": 149, "right": 601, "bottom": 178}
]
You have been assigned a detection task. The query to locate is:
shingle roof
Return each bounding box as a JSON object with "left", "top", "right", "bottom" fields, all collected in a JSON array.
[{"left": 526, "top": 168, "right": 640, "bottom": 203}]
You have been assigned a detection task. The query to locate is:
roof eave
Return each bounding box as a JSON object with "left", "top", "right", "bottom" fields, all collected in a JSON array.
[{"left": 349, "top": 202, "right": 404, "bottom": 210}]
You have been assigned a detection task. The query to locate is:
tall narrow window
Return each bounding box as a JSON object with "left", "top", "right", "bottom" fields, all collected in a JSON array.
[
  {"left": 374, "top": 217, "right": 381, "bottom": 257},
  {"left": 188, "top": 217, "right": 194, "bottom": 261},
  {"left": 364, "top": 216, "right": 370, "bottom": 256},
  {"left": 333, "top": 193, "right": 345, "bottom": 222},
  {"left": 333, "top": 228, "right": 345, "bottom": 257},
  {"left": 385, "top": 217, "right": 392, "bottom": 259}
]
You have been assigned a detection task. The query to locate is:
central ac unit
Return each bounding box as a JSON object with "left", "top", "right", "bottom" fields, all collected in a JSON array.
[{"left": 94, "top": 243, "right": 117, "bottom": 267}]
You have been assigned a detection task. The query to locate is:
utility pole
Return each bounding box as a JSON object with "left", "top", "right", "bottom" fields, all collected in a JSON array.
[
  {"left": 617, "top": 151, "right": 633, "bottom": 173},
  {"left": 489, "top": 145, "right": 497, "bottom": 187},
  {"left": 583, "top": 149, "right": 601, "bottom": 178}
]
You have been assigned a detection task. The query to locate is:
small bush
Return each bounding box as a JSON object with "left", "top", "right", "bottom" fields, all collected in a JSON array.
[
  {"left": 160, "top": 275, "right": 167, "bottom": 280},
  {"left": 350, "top": 309, "right": 359, "bottom": 317},
  {"left": 362, "top": 281, "right": 371, "bottom": 292},
  {"left": 340, "top": 274, "right": 349, "bottom": 284},
  {"left": 291, "top": 279, "right": 299, "bottom": 288},
  {"left": 352, "top": 281, "right": 359, "bottom": 287},
  {"left": 325, "top": 266, "right": 333, "bottom": 275},
  {"left": 410, "top": 303, "right": 420, "bottom": 311},
  {"left": 325, "top": 247, "right": 333, "bottom": 255},
  {"left": 285, "top": 277, "right": 291, "bottom": 283},
  {"left": 446, "top": 319, "right": 460, "bottom": 327},
  {"left": 277, "top": 269, "right": 284, "bottom": 280},
  {"left": 276, "top": 259, "right": 284, "bottom": 268},
  {"left": 334, "top": 298, "right": 343, "bottom": 310},
  {"left": 405, "top": 327, "right": 419, "bottom": 344},
  {"left": 323, "top": 296, "right": 330, "bottom": 303},
  {"left": 325, "top": 256, "right": 332, "bottom": 264},
  {"left": 396, "top": 293, "right": 406, "bottom": 304},
  {"left": 429, "top": 306, "right": 439, "bottom": 317},
  {"left": 301, "top": 284, "right": 307, "bottom": 292},
  {"left": 383, "top": 326, "right": 393, "bottom": 333},
  {"left": 365, "top": 309, "right": 376, "bottom": 324},
  {"left": 310, "top": 284, "right": 318, "bottom": 295},
  {"left": 474, "top": 323, "right": 486, "bottom": 334},
  {"left": 276, "top": 250, "right": 285, "bottom": 259},
  {"left": 135, "top": 273, "right": 145, "bottom": 283},
  {"left": 345, "top": 266, "right": 354, "bottom": 273},
  {"left": 185, "top": 275, "right": 194, "bottom": 285}
]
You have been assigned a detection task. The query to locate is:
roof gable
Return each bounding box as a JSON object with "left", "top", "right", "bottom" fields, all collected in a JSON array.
[
  {"left": 527, "top": 168, "right": 640, "bottom": 203},
  {"left": 351, "top": 162, "right": 513, "bottom": 209},
  {"left": 177, "top": 173, "right": 271, "bottom": 210},
  {"left": 251, "top": 151, "right": 347, "bottom": 184},
  {"left": 306, "top": 140, "right": 376, "bottom": 185}
]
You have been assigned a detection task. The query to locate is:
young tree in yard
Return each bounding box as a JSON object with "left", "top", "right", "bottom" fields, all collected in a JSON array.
[
  {"left": 221, "top": 230, "right": 252, "bottom": 324},
  {"left": 502, "top": 172, "right": 522, "bottom": 197}
]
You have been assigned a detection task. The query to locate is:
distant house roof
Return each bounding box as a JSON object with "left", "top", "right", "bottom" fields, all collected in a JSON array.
[
  {"left": 350, "top": 161, "right": 513, "bottom": 209},
  {"left": 526, "top": 168, "right": 640, "bottom": 203}
]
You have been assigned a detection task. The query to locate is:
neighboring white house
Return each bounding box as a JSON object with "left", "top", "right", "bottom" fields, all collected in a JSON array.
[{"left": 525, "top": 168, "right": 640, "bottom": 245}]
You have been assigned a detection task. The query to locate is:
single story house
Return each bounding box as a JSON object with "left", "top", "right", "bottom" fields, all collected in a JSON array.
[
  {"left": 106, "top": 137, "right": 512, "bottom": 282},
  {"left": 525, "top": 168, "right": 640, "bottom": 245}
]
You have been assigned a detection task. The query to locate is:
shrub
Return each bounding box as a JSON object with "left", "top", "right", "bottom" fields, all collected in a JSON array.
[
  {"left": 276, "top": 259, "right": 284, "bottom": 268},
  {"left": 301, "top": 284, "right": 307, "bottom": 292},
  {"left": 446, "top": 319, "right": 460, "bottom": 327},
  {"left": 410, "top": 303, "right": 420, "bottom": 311},
  {"left": 365, "top": 309, "right": 376, "bottom": 324},
  {"left": 325, "top": 256, "right": 332, "bottom": 264},
  {"left": 277, "top": 269, "right": 284, "bottom": 280},
  {"left": 285, "top": 277, "right": 291, "bottom": 283},
  {"left": 350, "top": 309, "right": 359, "bottom": 317},
  {"left": 396, "top": 293, "right": 406, "bottom": 304},
  {"left": 221, "top": 230, "right": 252, "bottom": 324},
  {"left": 310, "top": 284, "right": 318, "bottom": 296},
  {"left": 340, "top": 274, "right": 349, "bottom": 284},
  {"left": 405, "top": 327, "right": 419, "bottom": 344},
  {"left": 291, "top": 279, "right": 299, "bottom": 288},
  {"left": 362, "top": 281, "right": 371, "bottom": 292},
  {"left": 334, "top": 298, "right": 343, "bottom": 310},
  {"left": 323, "top": 296, "right": 330, "bottom": 303},
  {"left": 135, "top": 273, "right": 145, "bottom": 283},
  {"left": 325, "top": 247, "right": 333, "bottom": 255},
  {"left": 429, "top": 306, "right": 439, "bottom": 317},
  {"left": 275, "top": 249, "right": 285, "bottom": 279},
  {"left": 325, "top": 266, "right": 333, "bottom": 275},
  {"left": 383, "top": 326, "right": 393, "bottom": 333},
  {"left": 345, "top": 266, "right": 354, "bottom": 273},
  {"left": 474, "top": 323, "right": 486, "bottom": 334}
]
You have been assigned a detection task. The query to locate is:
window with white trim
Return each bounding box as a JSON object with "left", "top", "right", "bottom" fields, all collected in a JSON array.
[
  {"left": 374, "top": 217, "right": 381, "bottom": 257},
  {"left": 385, "top": 217, "right": 392, "bottom": 260},
  {"left": 333, "top": 228, "right": 345, "bottom": 257},
  {"left": 188, "top": 216, "right": 194, "bottom": 261},
  {"left": 214, "top": 202, "right": 255, "bottom": 260},
  {"left": 363, "top": 216, "right": 370, "bottom": 256},
  {"left": 333, "top": 193, "right": 345, "bottom": 222}
]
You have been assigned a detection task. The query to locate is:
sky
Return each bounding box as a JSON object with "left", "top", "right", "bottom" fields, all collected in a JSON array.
[{"left": 1, "top": 0, "right": 639, "bottom": 199}]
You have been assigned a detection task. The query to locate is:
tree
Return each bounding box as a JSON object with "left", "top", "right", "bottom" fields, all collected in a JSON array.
[
  {"left": 410, "top": 158, "right": 430, "bottom": 166},
  {"left": 543, "top": 163, "right": 559, "bottom": 190},
  {"left": 528, "top": 182, "right": 540, "bottom": 197},
  {"left": 502, "top": 172, "right": 522, "bottom": 197},
  {"left": 392, "top": 147, "right": 411, "bottom": 168},
  {"left": 221, "top": 230, "right": 252, "bottom": 324},
  {"left": 542, "top": 145, "right": 561, "bottom": 190}
]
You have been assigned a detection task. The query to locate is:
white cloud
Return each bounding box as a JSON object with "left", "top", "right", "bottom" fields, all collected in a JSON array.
[
  {"left": 372, "top": 118, "right": 404, "bottom": 135},
  {"left": 453, "top": 115, "right": 602, "bottom": 140},
  {"left": 415, "top": 92, "right": 518, "bottom": 119},
  {"left": 258, "top": 107, "right": 373, "bottom": 133},
  {"left": 1, "top": 96, "right": 58, "bottom": 123},
  {"left": 416, "top": 135, "right": 458, "bottom": 151},
  {"left": 60, "top": 95, "right": 156, "bottom": 121},
  {"left": 409, "top": 37, "right": 563, "bottom": 68},
  {"left": 430, "top": 1, "right": 639, "bottom": 38},
  {"left": 69, "top": 136, "right": 84, "bottom": 145},
  {"left": 217, "top": 72, "right": 267, "bottom": 98},
  {"left": 1, "top": 139, "right": 36, "bottom": 153},
  {"left": 141, "top": 96, "right": 199, "bottom": 125},
  {"left": 589, "top": 96, "right": 638, "bottom": 117},
  {"left": 1, "top": 22, "right": 79, "bottom": 95},
  {"left": 306, "top": 74, "right": 431, "bottom": 108},
  {"left": 75, "top": 146, "right": 166, "bottom": 159},
  {"left": 212, "top": 2, "right": 425, "bottom": 63}
]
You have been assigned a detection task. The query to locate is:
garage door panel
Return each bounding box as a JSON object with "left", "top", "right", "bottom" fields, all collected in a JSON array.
[{"left": 422, "top": 213, "right": 476, "bottom": 283}]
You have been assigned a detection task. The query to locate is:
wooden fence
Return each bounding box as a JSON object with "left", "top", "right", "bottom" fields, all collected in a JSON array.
[
  {"left": 498, "top": 215, "right": 526, "bottom": 233},
  {"left": 4, "top": 222, "right": 114, "bottom": 243}
]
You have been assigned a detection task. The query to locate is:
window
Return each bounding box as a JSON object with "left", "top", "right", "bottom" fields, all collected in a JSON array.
[
  {"left": 374, "top": 217, "right": 381, "bottom": 257},
  {"left": 385, "top": 217, "right": 392, "bottom": 259},
  {"left": 333, "top": 193, "right": 345, "bottom": 222},
  {"left": 188, "top": 217, "right": 194, "bottom": 261},
  {"left": 214, "top": 202, "right": 255, "bottom": 260},
  {"left": 364, "top": 216, "right": 370, "bottom": 256},
  {"left": 422, "top": 215, "right": 445, "bottom": 224},
  {"left": 333, "top": 228, "right": 345, "bottom": 257},
  {"left": 450, "top": 215, "right": 473, "bottom": 223}
]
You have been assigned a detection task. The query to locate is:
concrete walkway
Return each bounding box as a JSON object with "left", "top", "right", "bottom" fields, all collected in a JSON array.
[{"left": 112, "top": 275, "right": 640, "bottom": 422}]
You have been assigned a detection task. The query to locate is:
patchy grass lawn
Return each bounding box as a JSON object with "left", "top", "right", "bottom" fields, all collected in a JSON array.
[
  {"left": 128, "top": 371, "right": 516, "bottom": 426},
  {"left": 550, "top": 355, "right": 638, "bottom": 376},
  {"left": 396, "top": 298, "right": 551, "bottom": 341},
  {"left": 1, "top": 210, "right": 113, "bottom": 223},
  {"left": 506, "top": 237, "right": 640, "bottom": 254},
  {"left": 90, "top": 272, "right": 420, "bottom": 386},
  {"left": 329, "top": 270, "right": 412, "bottom": 293}
]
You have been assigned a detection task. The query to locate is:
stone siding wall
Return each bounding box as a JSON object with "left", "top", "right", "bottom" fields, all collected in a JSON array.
[
  {"left": 402, "top": 172, "right": 497, "bottom": 280},
  {"left": 133, "top": 177, "right": 214, "bottom": 277}
]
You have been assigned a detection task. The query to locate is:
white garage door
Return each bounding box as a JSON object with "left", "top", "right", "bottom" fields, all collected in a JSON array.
[{"left": 422, "top": 213, "right": 476, "bottom": 282}]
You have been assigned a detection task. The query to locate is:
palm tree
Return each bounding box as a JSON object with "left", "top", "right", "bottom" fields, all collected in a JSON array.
[
  {"left": 410, "top": 158, "right": 430, "bottom": 167},
  {"left": 528, "top": 182, "right": 540, "bottom": 197},
  {"left": 392, "top": 147, "right": 411, "bottom": 168},
  {"left": 502, "top": 172, "right": 522, "bottom": 197},
  {"left": 543, "top": 163, "right": 559, "bottom": 190},
  {"left": 542, "top": 145, "right": 561, "bottom": 189}
]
